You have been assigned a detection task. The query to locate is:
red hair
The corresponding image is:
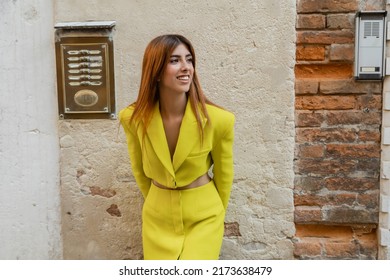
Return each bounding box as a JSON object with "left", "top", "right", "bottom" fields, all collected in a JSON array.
[{"left": 129, "top": 34, "right": 215, "bottom": 139}]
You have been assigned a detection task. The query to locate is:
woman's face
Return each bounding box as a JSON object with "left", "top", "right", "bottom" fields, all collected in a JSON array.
[{"left": 159, "top": 43, "right": 194, "bottom": 95}]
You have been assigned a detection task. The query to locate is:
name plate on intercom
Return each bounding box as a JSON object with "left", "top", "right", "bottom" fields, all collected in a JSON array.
[{"left": 55, "top": 21, "right": 116, "bottom": 119}]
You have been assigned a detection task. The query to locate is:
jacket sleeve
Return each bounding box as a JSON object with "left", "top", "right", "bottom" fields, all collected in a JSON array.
[
  {"left": 211, "top": 113, "right": 235, "bottom": 210},
  {"left": 119, "top": 109, "right": 151, "bottom": 198}
]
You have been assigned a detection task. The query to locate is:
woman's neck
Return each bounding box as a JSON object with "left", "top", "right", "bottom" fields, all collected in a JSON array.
[{"left": 159, "top": 92, "right": 187, "bottom": 119}]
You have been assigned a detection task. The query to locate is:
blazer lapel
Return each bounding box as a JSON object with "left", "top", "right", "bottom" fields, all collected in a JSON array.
[
  {"left": 173, "top": 101, "right": 207, "bottom": 171},
  {"left": 146, "top": 102, "right": 175, "bottom": 177}
]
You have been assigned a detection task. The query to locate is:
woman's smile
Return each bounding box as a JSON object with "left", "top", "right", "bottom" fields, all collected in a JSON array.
[{"left": 159, "top": 43, "right": 194, "bottom": 94}]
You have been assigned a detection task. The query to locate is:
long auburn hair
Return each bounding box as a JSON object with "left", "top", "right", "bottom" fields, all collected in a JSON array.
[{"left": 129, "top": 34, "right": 215, "bottom": 139}]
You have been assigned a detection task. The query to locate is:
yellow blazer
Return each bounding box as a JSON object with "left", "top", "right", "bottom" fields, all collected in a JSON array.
[{"left": 119, "top": 100, "right": 235, "bottom": 210}]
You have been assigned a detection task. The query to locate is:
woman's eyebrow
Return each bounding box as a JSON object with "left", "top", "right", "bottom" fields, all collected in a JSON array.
[{"left": 170, "top": 54, "right": 192, "bottom": 58}]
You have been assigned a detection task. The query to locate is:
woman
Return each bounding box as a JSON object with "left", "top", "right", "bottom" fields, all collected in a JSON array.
[{"left": 119, "top": 34, "right": 235, "bottom": 260}]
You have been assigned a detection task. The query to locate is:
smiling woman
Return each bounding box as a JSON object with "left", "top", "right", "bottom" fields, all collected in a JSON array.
[
  {"left": 158, "top": 44, "right": 194, "bottom": 157},
  {"left": 119, "top": 34, "right": 235, "bottom": 260}
]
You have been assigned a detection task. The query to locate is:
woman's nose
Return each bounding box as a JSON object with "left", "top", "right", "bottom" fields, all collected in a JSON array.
[{"left": 181, "top": 62, "right": 189, "bottom": 71}]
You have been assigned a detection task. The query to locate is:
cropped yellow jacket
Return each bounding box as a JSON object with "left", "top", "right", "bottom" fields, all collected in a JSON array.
[{"left": 119, "top": 100, "right": 235, "bottom": 210}]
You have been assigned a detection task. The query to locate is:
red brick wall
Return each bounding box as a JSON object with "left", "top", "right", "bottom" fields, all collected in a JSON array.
[{"left": 294, "top": 0, "right": 382, "bottom": 259}]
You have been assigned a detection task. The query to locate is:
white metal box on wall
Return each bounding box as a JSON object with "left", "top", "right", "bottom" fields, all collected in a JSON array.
[{"left": 354, "top": 11, "right": 387, "bottom": 80}]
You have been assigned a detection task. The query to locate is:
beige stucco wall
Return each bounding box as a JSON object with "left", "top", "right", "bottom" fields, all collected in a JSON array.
[{"left": 55, "top": 0, "right": 296, "bottom": 259}]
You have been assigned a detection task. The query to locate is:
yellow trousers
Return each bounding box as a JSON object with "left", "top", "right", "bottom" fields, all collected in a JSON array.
[{"left": 142, "top": 180, "right": 225, "bottom": 260}]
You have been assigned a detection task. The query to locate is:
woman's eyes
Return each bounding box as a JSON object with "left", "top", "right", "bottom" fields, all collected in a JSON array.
[
  {"left": 169, "top": 57, "right": 193, "bottom": 64},
  {"left": 170, "top": 58, "right": 179, "bottom": 64}
]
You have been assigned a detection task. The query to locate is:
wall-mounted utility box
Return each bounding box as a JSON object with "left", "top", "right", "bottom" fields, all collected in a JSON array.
[
  {"left": 55, "top": 21, "right": 116, "bottom": 119},
  {"left": 354, "top": 11, "right": 387, "bottom": 81}
]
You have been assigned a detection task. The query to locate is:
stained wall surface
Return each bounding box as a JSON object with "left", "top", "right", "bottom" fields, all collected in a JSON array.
[{"left": 54, "top": 0, "right": 296, "bottom": 259}]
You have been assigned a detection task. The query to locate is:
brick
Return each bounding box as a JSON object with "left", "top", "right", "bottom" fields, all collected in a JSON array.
[
  {"left": 296, "top": 158, "right": 378, "bottom": 178},
  {"left": 295, "top": 158, "right": 358, "bottom": 176},
  {"left": 294, "top": 225, "right": 378, "bottom": 259},
  {"left": 295, "top": 224, "right": 354, "bottom": 239},
  {"left": 325, "top": 177, "right": 378, "bottom": 192},
  {"left": 356, "top": 159, "right": 380, "bottom": 175},
  {"left": 356, "top": 95, "right": 382, "bottom": 110},
  {"left": 353, "top": 225, "right": 378, "bottom": 259},
  {"left": 320, "top": 79, "right": 382, "bottom": 94},
  {"left": 296, "top": 127, "right": 357, "bottom": 143},
  {"left": 326, "top": 193, "right": 357, "bottom": 206},
  {"left": 293, "top": 241, "right": 322, "bottom": 258},
  {"left": 295, "top": 63, "right": 353, "bottom": 79},
  {"left": 356, "top": 192, "right": 379, "bottom": 209},
  {"left": 296, "top": 45, "right": 326, "bottom": 61},
  {"left": 324, "top": 207, "right": 378, "bottom": 224},
  {"left": 295, "top": 96, "right": 356, "bottom": 110},
  {"left": 296, "top": 144, "right": 324, "bottom": 158},
  {"left": 297, "top": 30, "right": 354, "bottom": 44},
  {"left": 362, "top": 0, "right": 387, "bottom": 11},
  {"left": 295, "top": 111, "right": 324, "bottom": 127},
  {"left": 326, "top": 144, "right": 380, "bottom": 158},
  {"left": 294, "top": 176, "right": 324, "bottom": 193},
  {"left": 329, "top": 44, "right": 354, "bottom": 61},
  {"left": 295, "top": 206, "right": 322, "bottom": 223},
  {"left": 358, "top": 240, "right": 378, "bottom": 259},
  {"left": 294, "top": 193, "right": 326, "bottom": 206},
  {"left": 327, "top": 14, "right": 355, "bottom": 29},
  {"left": 352, "top": 225, "right": 377, "bottom": 237},
  {"left": 297, "top": 0, "right": 358, "bottom": 13},
  {"left": 295, "top": 79, "right": 319, "bottom": 94},
  {"left": 357, "top": 130, "right": 381, "bottom": 142},
  {"left": 296, "top": 14, "right": 326, "bottom": 29},
  {"left": 295, "top": 193, "right": 357, "bottom": 207},
  {"left": 324, "top": 242, "right": 358, "bottom": 259},
  {"left": 326, "top": 111, "right": 381, "bottom": 126}
]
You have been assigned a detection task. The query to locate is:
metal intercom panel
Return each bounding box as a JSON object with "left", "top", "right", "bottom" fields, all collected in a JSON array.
[
  {"left": 55, "top": 21, "right": 116, "bottom": 119},
  {"left": 354, "top": 11, "right": 387, "bottom": 80}
]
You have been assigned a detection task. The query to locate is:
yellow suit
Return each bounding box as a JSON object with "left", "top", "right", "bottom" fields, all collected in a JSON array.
[{"left": 119, "top": 100, "right": 234, "bottom": 259}]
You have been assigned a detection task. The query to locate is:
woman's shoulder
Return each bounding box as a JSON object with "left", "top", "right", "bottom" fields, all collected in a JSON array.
[
  {"left": 205, "top": 103, "right": 235, "bottom": 136},
  {"left": 119, "top": 105, "right": 136, "bottom": 122},
  {"left": 118, "top": 105, "right": 137, "bottom": 132},
  {"left": 206, "top": 103, "right": 235, "bottom": 122}
]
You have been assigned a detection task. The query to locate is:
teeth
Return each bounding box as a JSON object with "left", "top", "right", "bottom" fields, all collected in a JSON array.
[{"left": 177, "top": 76, "right": 189, "bottom": 80}]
